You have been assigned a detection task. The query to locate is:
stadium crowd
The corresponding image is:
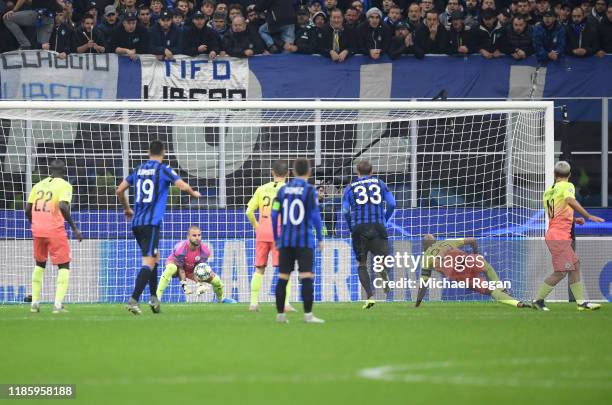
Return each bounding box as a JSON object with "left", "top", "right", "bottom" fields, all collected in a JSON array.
[{"left": 0, "top": 0, "right": 610, "bottom": 61}]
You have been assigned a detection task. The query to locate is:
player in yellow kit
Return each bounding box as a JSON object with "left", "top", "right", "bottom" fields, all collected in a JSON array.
[
  {"left": 533, "top": 161, "right": 604, "bottom": 311},
  {"left": 246, "top": 160, "right": 295, "bottom": 312}
]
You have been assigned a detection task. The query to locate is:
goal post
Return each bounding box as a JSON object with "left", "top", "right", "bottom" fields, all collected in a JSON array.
[{"left": 0, "top": 100, "right": 567, "bottom": 304}]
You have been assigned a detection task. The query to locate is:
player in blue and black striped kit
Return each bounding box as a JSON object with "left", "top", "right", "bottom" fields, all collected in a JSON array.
[
  {"left": 271, "top": 158, "right": 325, "bottom": 324},
  {"left": 116, "top": 140, "right": 200, "bottom": 315},
  {"left": 342, "top": 160, "right": 396, "bottom": 309}
]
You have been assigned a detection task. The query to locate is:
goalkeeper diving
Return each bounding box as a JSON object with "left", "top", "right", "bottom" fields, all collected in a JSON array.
[
  {"left": 415, "top": 235, "right": 531, "bottom": 308},
  {"left": 156, "top": 225, "right": 237, "bottom": 303}
]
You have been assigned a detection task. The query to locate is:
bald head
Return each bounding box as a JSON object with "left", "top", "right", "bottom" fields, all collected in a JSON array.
[{"left": 422, "top": 234, "right": 436, "bottom": 251}]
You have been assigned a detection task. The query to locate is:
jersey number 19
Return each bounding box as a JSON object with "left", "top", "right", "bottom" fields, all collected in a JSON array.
[{"left": 136, "top": 179, "right": 155, "bottom": 203}]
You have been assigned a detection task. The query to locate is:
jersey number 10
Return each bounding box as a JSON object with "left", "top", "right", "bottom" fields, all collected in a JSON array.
[
  {"left": 136, "top": 179, "right": 155, "bottom": 203},
  {"left": 282, "top": 199, "right": 305, "bottom": 226}
]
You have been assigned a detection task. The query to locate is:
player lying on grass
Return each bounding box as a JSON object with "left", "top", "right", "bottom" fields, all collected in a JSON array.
[
  {"left": 415, "top": 235, "right": 531, "bottom": 308},
  {"left": 534, "top": 161, "right": 604, "bottom": 311},
  {"left": 156, "top": 225, "right": 236, "bottom": 303}
]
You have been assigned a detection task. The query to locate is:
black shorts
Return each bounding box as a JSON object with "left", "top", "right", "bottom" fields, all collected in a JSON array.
[
  {"left": 351, "top": 223, "right": 390, "bottom": 262},
  {"left": 278, "top": 247, "right": 314, "bottom": 275},
  {"left": 132, "top": 225, "right": 160, "bottom": 257}
]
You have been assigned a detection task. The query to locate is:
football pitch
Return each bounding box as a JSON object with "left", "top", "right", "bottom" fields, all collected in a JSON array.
[{"left": 1, "top": 302, "right": 611, "bottom": 404}]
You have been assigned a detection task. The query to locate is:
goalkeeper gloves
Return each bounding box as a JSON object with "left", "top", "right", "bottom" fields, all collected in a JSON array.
[
  {"left": 180, "top": 280, "right": 192, "bottom": 295},
  {"left": 196, "top": 282, "right": 211, "bottom": 295}
]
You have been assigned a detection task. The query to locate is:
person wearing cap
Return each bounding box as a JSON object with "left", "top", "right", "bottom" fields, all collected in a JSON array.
[
  {"left": 222, "top": 15, "right": 268, "bottom": 57},
  {"left": 498, "top": 7, "right": 512, "bottom": 27},
  {"left": 439, "top": 0, "right": 462, "bottom": 30},
  {"left": 499, "top": 14, "right": 534, "bottom": 59},
  {"left": 596, "top": 3, "right": 612, "bottom": 55},
  {"left": 533, "top": 9, "right": 566, "bottom": 62},
  {"left": 47, "top": 9, "right": 75, "bottom": 57},
  {"left": 3, "top": 0, "right": 62, "bottom": 50},
  {"left": 75, "top": 12, "right": 105, "bottom": 53},
  {"left": 182, "top": 9, "right": 221, "bottom": 57},
  {"left": 255, "top": 0, "right": 296, "bottom": 53},
  {"left": 109, "top": 11, "right": 150, "bottom": 60},
  {"left": 388, "top": 20, "right": 425, "bottom": 58},
  {"left": 150, "top": 9, "right": 182, "bottom": 60},
  {"left": 75, "top": 1, "right": 98, "bottom": 25},
  {"left": 294, "top": 6, "right": 311, "bottom": 40},
  {"left": 477, "top": 8, "right": 504, "bottom": 58},
  {"left": 293, "top": 10, "right": 327, "bottom": 53},
  {"left": 318, "top": 7, "right": 356, "bottom": 61},
  {"left": 415, "top": 9, "right": 450, "bottom": 53},
  {"left": 447, "top": 10, "right": 477, "bottom": 55},
  {"left": 356, "top": 7, "right": 392, "bottom": 59},
  {"left": 464, "top": 0, "right": 480, "bottom": 30},
  {"left": 93, "top": 4, "right": 118, "bottom": 48},
  {"left": 565, "top": 5, "right": 600, "bottom": 57},
  {"left": 207, "top": 11, "right": 229, "bottom": 39}
]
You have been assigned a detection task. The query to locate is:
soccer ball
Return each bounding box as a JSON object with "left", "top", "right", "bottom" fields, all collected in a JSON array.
[{"left": 194, "top": 263, "right": 213, "bottom": 282}]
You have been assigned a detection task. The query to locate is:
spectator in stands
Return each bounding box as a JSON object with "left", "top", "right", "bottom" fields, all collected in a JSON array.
[
  {"left": 499, "top": 15, "right": 534, "bottom": 59},
  {"left": 150, "top": 0, "right": 163, "bottom": 23},
  {"left": 63, "top": 0, "right": 76, "bottom": 29},
  {"left": 182, "top": 10, "right": 220, "bottom": 56},
  {"left": 75, "top": 13, "right": 105, "bottom": 52},
  {"left": 464, "top": 0, "right": 480, "bottom": 30},
  {"left": 416, "top": 9, "right": 449, "bottom": 53},
  {"left": 228, "top": 3, "right": 243, "bottom": 21},
  {"left": 351, "top": 0, "right": 365, "bottom": 22},
  {"left": 80, "top": 1, "right": 98, "bottom": 26},
  {"left": 533, "top": 9, "right": 565, "bottom": 62},
  {"left": 223, "top": 15, "right": 268, "bottom": 57},
  {"left": 596, "top": 3, "right": 612, "bottom": 55},
  {"left": 310, "top": 0, "right": 323, "bottom": 18},
  {"left": 137, "top": 5, "right": 152, "bottom": 29},
  {"left": 216, "top": 2, "right": 228, "bottom": 14},
  {"left": 384, "top": 4, "right": 403, "bottom": 28},
  {"left": 47, "top": 10, "right": 74, "bottom": 56},
  {"left": 344, "top": 6, "right": 360, "bottom": 28},
  {"left": 419, "top": 0, "right": 435, "bottom": 18},
  {"left": 109, "top": 11, "right": 149, "bottom": 60},
  {"left": 515, "top": 0, "right": 534, "bottom": 24},
  {"left": 588, "top": 0, "right": 607, "bottom": 24},
  {"left": 117, "top": 0, "right": 137, "bottom": 19},
  {"left": 255, "top": 0, "right": 296, "bottom": 53},
  {"left": 324, "top": 0, "right": 338, "bottom": 16},
  {"left": 201, "top": 0, "right": 216, "bottom": 22},
  {"left": 173, "top": 9, "right": 185, "bottom": 30},
  {"left": 580, "top": 0, "right": 593, "bottom": 16},
  {"left": 150, "top": 9, "right": 182, "bottom": 60},
  {"left": 246, "top": 4, "right": 265, "bottom": 29},
  {"left": 447, "top": 11, "right": 477, "bottom": 55},
  {"left": 498, "top": 7, "right": 511, "bottom": 26},
  {"left": 2, "top": 0, "right": 61, "bottom": 50},
  {"left": 94, "top": 4, "right": 117, "bottom": 48},
  {"left": 566, "top": 5, "right": 599, "bottom": 57},
  {"left": 294, "top": 6, "right": 311, "bottom": 38},
  {"left": 554, "top": 2, "right": 571, "bottom": 26},
  {"left": 481, "top": 0, "right": 496, "bottom": 12},
  {"left": 533, "top": 0, "right": 550, "bottom": 24},
  {"left": 478, "top": 8, "right": 504, "bottom": 58},
  {"left": 406, "top": 2, "right": 423, "bottom": 31},
  {"left": 389, "top": 20, "right": 425, "bottom": 58},
  {"left": 319, "top": 7, "right": 355, "bottom": 61},
  {"left": 293, "top": 10, "right": 326, "bottom": 53},
  {"left": 0, "top": 2, "right": 20, "bottom": 53},
  {"left": 208, "top": 11, "right": 229, "bottom": 39},
  {"left": 357, "top": 7, "right": 392, "bottom": 59},
  {"left": 175, "top": 0, "right": 190, "bottom": 19},
  {"left": 439, "top": 0, "right": 461, "bottom": 29}
]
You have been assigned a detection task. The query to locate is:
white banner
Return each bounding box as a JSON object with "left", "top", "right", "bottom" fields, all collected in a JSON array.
[
  {"left": 0, "top": 50, "right": 118, "bottom": 99},
  {"left": 140, "top": 54, "right": 248, "bottom": 100}
]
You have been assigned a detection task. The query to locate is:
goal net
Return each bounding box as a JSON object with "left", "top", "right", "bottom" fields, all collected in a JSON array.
[{"left": 0, "top": 100, "right": 559, "bottom": 304}]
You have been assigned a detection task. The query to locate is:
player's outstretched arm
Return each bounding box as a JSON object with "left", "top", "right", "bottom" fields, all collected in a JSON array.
[
  {"left": 115, "top": 180, "right": 133, "bottom": 219},
  {"left": 566, "top": 198, "right": 605, "bottom": 223},
  {"left": 174, "top": 179, "right": 201, "bottom": 198},
  {"left": 178, "top": 268, "right": 192, "bottom": 295},
  {"left": 59, "top": 201, "right": 82, "bottom": 242}
]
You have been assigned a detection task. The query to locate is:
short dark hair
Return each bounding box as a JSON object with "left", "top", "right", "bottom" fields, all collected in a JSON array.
[
  {"left": 82, "top": 13, "right": 95, "bottom": 21},
  {"left": 49, "top": 159, "right": 66, "bottom": 176},
  {"left": 293, "top": 158, "right": 310, "bottom": 177},
  {"left": 149, "top": 140, "right": 165, "bottom": 155},
  {"left": 356, "top": 160, "right": 373, "bottom": 175},
  {"left": 272, "top": 160, "right": 288, "bottom": 177}
]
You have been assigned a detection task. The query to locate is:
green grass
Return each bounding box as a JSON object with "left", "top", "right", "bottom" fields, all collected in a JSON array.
[{"left": 1, "top": 302, "right": 611, "bottom": 405}]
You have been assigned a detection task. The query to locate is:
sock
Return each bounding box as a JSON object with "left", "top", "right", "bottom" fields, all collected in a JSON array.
[
  {"left": 131, "top": 265, "right": 152, "bottom": 301},
  {"left": 149, "top": 264, "right": 159, "bottom": 297},
  {"left": 54, "top": 268, "right": 70, "bottom": 307},
  {"left": 491, "top": 289, "right": 519, "bottom": 307},
  {"left": 483, "top": 261, "right": 500, "bottom": 282},
  {"left": 31, "top": 265, "right": 45, "bottom": 304},
  {"left": 357, "top": 265, "right": 373, "bottom": 299},
  {"left": 156, "top": 263, "right": 178, "bottom": 299},
  {"left": 250, "top": 271, "right": 263, "bottom": 306},
  {"left": 211, "top": 276, "right": 224, "bottom": 301},
  {"left": 275, "top": 278, "right": 288, "bottom": 313},
  {"left": 569, "top": 282, "right": 585, "bottom": 305},
  {"left": 285, "top": 278, "right": 291, "bottom": 307},
  {"left": 301, "top": 277, "right": 314, "bottom": 313},
  {"left": 536, "top": 282, "right": 554, "bottom": 301}
]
